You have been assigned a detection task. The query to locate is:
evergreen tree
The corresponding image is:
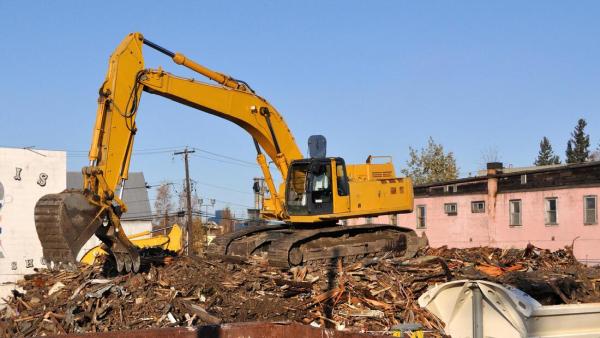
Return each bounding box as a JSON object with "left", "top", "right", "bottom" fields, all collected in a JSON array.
[
  {"left": 534, "top": 137, "right": 560, "bottom": 166},
  {"left": 566, "top": 118, "right": 590, "bottom": 164}
]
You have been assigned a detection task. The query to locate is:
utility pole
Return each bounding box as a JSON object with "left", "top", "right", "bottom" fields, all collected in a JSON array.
[{"left": 174, "top": 147, "right": 201, "bottom": 255}]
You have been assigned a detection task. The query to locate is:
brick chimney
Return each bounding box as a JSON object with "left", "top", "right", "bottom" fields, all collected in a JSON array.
[
  {"left": 486, "top": 162, "right": 502, "bottom": 219},
  {"left": 486, "top": 162, "right": 503, "bottom": 175}
]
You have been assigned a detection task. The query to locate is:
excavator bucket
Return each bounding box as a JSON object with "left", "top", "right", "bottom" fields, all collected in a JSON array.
[
  {"left": 34, "top": 190, "right": 103, "bottom": 268},
  {"left": 34, "top": 190, "right": 141, "bottom": 272}
]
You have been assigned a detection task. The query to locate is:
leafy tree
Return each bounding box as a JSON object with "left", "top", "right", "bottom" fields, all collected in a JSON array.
[
  {"left": 566, "top": 118, "right": 590, "bottom": 164},
  {"left": 534, "top": 137, "right": 560, "bottom": 166},
  {"left": 401, "top": 137, "right": 458, "bottom": 185}
]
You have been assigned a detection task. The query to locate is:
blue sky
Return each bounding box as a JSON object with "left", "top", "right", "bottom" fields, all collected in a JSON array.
[{"left": 1, "top": 1, "right": 599, "bottom": 217}]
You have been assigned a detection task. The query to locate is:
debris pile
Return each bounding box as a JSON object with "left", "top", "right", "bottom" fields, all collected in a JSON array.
[{"left": 1, "top": 244, "right": 599, "bottom": 336}]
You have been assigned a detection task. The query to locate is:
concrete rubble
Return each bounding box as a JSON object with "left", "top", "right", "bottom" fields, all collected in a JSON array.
[{"left": 0, "top": 244, "right": 599, "bottom": 336}]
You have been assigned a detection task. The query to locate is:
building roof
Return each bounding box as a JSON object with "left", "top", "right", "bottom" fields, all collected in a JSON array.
[
  {"left": 475, "top": 163, "right": 565, "bottom": 176},
  {"left": 67, "top": 172, "right": 152, "bottom": 220},
  {"left": 413, "top": 161, "right": 600, "bottom": 197},
  {"left": 416, "top": 161, "right": 600, "bottom": 189}
]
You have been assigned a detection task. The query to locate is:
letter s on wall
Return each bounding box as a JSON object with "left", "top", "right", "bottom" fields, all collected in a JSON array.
[{"left": 37, "top": 173, "right": 48, "bottom": 187}]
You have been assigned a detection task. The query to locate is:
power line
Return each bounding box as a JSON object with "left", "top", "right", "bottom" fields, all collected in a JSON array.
[
  {"left": 65, "top": 146, "right": 186, "bottom": 154},
  {"left": 67, "top": 148, "right": 262, "bottom": 170},
  {"left": 122, "top": 210, "right": 255, "bottom": 223},
  {"left": 68, "top": 150, "right": 176, "bottom": 158},
  {"left": 190, "top": 153, "right": 259, "bottom": 168},
  {"left": 191, "top": 147, "right": 257, "bottom": 166},
  {"left": 123, "top": 182, "right": 173, "bottom": 190},
  {"left": 212, "top": 199, "right": 253, "bottom": 209},
  {"left": 66, "top": 145, "right": 260, "bottom": 168},
  {"left": 124, "top": 180, "right": 254, "bottom": 208},
  {"left": 193, "top": 180, "right": 253, "bottom": 195}
]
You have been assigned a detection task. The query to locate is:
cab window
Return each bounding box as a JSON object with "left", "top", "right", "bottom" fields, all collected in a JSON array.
[
  {"left": 286, "top": 163, "right": 309, "bottom": 208},
  {"left": 310, "top": 163, "right": 332, "bottom": 204},
  {"left": 336, "top": 161, "right": 349, "bottom": 196}
]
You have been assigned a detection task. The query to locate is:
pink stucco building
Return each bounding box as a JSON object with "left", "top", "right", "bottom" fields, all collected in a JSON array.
[{"left": 348, "top": 162, "right": 600, "bottom": 264}]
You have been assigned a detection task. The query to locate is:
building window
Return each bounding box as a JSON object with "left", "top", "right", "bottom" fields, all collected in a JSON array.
[
  {"left": 545, "top": 197, "right": 558, "bottom": 225},
  {"left": 584, "top": 195, "right": 597, "bottom": 225},
  {"left": 366, "top": 217, "right": 373, "bottom": 225},
  {"left": 444, "top": 185, "right": 457, "bottom": 193},
  {"left": 509, "top": 199, "right": 522, "bottom": 226},
  {"left": 471, "top": 201, "right": 485, "bottom": 213},
  {"left": 520, "top": 174, "right": 527, "bottom": 185},
  {"left": 416, "top": 205, "right": 426, "bottom": 228},
  {"left": 444, "top": 203, "right": 458, "bottom": 215}
]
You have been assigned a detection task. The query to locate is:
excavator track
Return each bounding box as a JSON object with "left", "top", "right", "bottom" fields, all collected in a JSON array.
[
  {"left": 206, "top": 223, "right": 290, "bottom": 259},
  {"left": 207, "top": 223, "right": 427, "bottom": 268},
  {"left": 266, "top": 224, "right": 425, "bottom": 268}
]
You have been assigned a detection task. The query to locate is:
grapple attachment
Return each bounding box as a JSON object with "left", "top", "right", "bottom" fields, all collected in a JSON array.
[{"left": 34, "top": 190, "right": 140, "bottom": 272}]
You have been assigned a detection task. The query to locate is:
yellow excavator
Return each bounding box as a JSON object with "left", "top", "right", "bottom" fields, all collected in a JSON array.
[
  {"left": 34, "top": 33, "right": 426, "bottom": 273},
  {"left": 79, "top": 225, "right": 183, "bottom": 265}
]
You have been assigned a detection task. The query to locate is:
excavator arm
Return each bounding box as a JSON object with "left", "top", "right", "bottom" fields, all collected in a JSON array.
[
  {"left": 35, "top": 32, "right": 302, "bottom": 272},
  {"left": 88, "top": 32, "right": 302, "bottom": 218}
]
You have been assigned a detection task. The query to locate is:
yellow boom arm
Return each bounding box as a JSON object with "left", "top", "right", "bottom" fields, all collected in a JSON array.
[{"left": 86, "top": 32, "right": 302, "bottom": 220}]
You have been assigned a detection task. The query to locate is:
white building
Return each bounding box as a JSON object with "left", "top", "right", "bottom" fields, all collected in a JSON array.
[
  {"left": 0, "top": 147, "right": 66, "bottom": 283},
  {"left": 0, "top": 147, "right": 153, "bottom": 284}
]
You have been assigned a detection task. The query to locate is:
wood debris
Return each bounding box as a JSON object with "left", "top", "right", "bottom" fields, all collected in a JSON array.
[{"left": 0, "top": 243, "right": 599, "bottom": 336}]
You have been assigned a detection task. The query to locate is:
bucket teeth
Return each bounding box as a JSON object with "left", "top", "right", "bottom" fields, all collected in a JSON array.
[{"left": 111, "top": 252, "right": 140, "bottom": 273}]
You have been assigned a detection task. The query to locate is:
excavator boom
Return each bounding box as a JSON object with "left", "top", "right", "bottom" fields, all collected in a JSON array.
[{"left": 34, "top": 33, "right": 425, "bottom": 272}]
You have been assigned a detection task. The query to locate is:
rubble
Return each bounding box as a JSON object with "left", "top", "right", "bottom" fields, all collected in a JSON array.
[{"left": 0, "top": 243, "right": 599, "bottom": 336}]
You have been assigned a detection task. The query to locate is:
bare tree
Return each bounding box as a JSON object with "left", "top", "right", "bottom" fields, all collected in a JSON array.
[
  {"left": 589, "top": 142, "right": 600, "bottom": 162},
  {"left": 176, "top": 180, "right": 201, "bottom": 224},
  {"left": 590, "top": 148, "right": 600, "bottom": 162},
  {"left": 153, "top": 183, "right": 174, "bottom": 235},
  {"left": 480, "top": 146, "right": 501, "bottom": 168},
  {"left": 219, "top": 207, "right": 235, "bottom": 234}
]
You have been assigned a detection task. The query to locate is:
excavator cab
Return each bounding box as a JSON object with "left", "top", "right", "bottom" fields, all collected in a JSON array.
[{"left": 285, "top": 158, "right": 349, "bottom": 217}]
